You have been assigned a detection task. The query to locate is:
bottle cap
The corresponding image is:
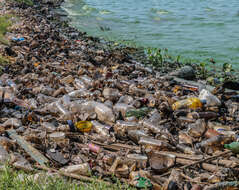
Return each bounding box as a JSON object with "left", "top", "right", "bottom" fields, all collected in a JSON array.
[{"left": 200, "top": 99, "right": 207, "bottom": 104}]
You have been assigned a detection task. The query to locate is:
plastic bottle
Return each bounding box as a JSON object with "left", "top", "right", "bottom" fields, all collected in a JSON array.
[
  {"left": 103, "top": 88, "right": 119, "bottom": 101},
  {"left": 178, "top": 131, "right": 193, "bottom": 145},
  {"left": 79, "top": 75, "right": 93, "bottom": 87},
  {"left": 126, "top": 154, "right": 148, "bottom": 169},
  {"left": 113, "top": 103, "right": 134, "bottom": 117},
  {"left": 74, "top": 121, "right": 92, "bottom": 132},
  {"left": 70, "top": 101, "right": 96, "bottom": 115},
  {"left": 128, "top": 130, "right": 149, "bottom": 143},
  {"left": 68, "top": 89, "right": 90, "bottom": 98},
  {"left": 60, "top": 163, "right": 91, "bottom": 176},
  {"left": 199, "top": 89, "right": 221, "bottom": 107},
  {"left": 55, "top": 101, "right": 72, "bottom": 120},
  {"left": 117, "top": 95, "right": 134, "bottom": 105},
  {"left": 196, "top": 135, "right": 231, "bottom": 149},
  {"left": 205, "top": 129, "right": 220, "bottom": 139},
  {"left": 187, "top": 112, "right": 219, "bottom": 120},
  {"left": 74, "top": 78, "right": 87, "bottom": 89},
  {"left": 143, "top": 120, "right": 163, "bottom": 134},
  {"left": 147, "top": 111, "right": 161, "bottom": 124},
  {"left": 176, "top": 144, "right": 196, "bottom": 155},
  {"left": 94, "top": 103, "right": 115, "bottom": 124},
  {"left": 49, "top": 132, "right": 66, "bottom": 141},
  {"left": 187, "top": 119, "right": 206, "bottom": 138},
  {"left": 114, "top": 120, "right": 139, "bottom": 139},
  {"left": 224, "top": 142, "right": 239, "bottom": 153},
  {"left": 139, "top": 137, "right": 175, "bottom": 152},
  {"left": 172, "top": 97, "right": 205, "bottom": 110},
  {"left": 91, "top": 120, "right": 110, "bottom": 137}
]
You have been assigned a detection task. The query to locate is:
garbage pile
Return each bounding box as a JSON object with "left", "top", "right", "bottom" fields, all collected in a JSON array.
[{"left": 1, "top": 1, "right": 239, "bottom": 190}]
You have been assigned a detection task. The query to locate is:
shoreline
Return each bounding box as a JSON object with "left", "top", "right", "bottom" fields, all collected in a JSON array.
[{"left": 0, "top": 0, "right": 239, "bottom": 189}]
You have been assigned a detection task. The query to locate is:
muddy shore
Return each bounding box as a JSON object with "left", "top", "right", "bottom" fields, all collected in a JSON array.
[{"left": 0, "top": 0, "right": 239, "bottom": 190}]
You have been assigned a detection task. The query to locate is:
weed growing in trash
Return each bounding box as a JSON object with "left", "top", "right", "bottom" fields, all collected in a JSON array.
[
  {"left": 0, "top": 15, "right": 12, "bottom": 45},
  {"left": 0, "top": 55, "right": 9, "bottom": 65}
]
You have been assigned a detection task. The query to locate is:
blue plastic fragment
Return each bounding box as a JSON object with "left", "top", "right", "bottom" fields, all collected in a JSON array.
[
  {"left": 12, "top": 37, "right": 25, "bottom": 41},
  {"left": 67, "top": 120, "right": 75, "bottom": 132},
  {"left": 14, "top": 105, "right": 21, "bottom": 110}
]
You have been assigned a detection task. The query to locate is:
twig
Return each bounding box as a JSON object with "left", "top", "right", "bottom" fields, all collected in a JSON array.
[
  {"left": 35, "top": 165, "right": 112, "bottom": 185},
  {"left": 160, "top": 150, "right": 231, "bottom": 177}
]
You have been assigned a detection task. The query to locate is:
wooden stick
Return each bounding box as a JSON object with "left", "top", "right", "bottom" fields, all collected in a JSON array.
[
  {"left": 35, "top": 165, "right": 111, "bottom": 185},
  {"left": 160, "top": 150, "right": 231, "bottom": 177}
]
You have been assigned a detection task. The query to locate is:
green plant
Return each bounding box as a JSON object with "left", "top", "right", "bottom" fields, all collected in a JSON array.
[
  {"left": 145, "top": 47, "right": 164, "bottom": 67},
  {"left": 201, "top": 62, "right": 208, "bottom": 78},
  {"left": 0, "top": 165, "right": 136, "bottom": 190},
  {"left": 0, "top": 55, "right": 10, "bottom": 65},
  {"left": 0, "top": 15, "right": 12, "bottom": 45}
]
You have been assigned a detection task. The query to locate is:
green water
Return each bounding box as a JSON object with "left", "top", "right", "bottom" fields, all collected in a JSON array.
[{"left": 61, "top": 0, "right": 239, "bottom": 66}]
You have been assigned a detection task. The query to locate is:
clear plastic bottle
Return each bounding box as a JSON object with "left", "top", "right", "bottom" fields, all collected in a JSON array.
[
  {"left": 199, "top": 89, "right": 221, "bottom": 107},
  {"left": 55, "top": 101, "right": 72, "bottom": 120},
  {"left": 196, "top": 135, "right": 231, "bottom": 149},
  {"left": 139, "top": 137, "right": 175, "bottom": 152},
  {"left": 103, "top": 88, "right": 119, "bottom": 101},
  {"left": 128, "top": 130, "right": 149, "bottom": 143},
  {"left": 91, "top": 120, "right": 110, "bottom": 137},
  {"left": 143, "top": 120, "right": 163, "bottom": 134},
  {"left": 176, "top": 144, "right": 196, "bottom": 155},
  {"left": 187, "top": 119, "right": 206, "bottom": 138},
  {"left": 60, "top": 163, "right": 91, "bottom": 176},
  {"left": 95, "top": 103, "right": 115, "bottom": 124},
  {"left": 114, "top": 120, "right": 139, "bottom": 139}
]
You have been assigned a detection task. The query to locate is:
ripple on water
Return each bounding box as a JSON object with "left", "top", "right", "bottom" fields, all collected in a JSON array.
[{"left": 62, "top": 0, "right": 239, "bottom": 65}]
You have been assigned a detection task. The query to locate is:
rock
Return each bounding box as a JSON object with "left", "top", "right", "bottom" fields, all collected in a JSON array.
[{"left": 170, "top": 66, "right": 195, "bottom": 80}]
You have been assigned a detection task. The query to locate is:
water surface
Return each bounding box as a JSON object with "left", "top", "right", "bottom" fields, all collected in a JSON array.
[{"left": 61, "top": 0, "right": 239, "bottom": 65}]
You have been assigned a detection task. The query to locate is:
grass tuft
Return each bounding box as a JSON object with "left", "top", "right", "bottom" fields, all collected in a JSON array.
[
  {"left": 0, "top": 165, "right": 136, "bottom": 190},
  {"left": 0, "top": 15, "right": 12, "bottom": 45}
]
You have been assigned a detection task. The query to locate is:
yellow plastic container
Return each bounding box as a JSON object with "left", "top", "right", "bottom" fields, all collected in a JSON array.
[
  {"left": 172, "top": 97, "right": 203, "bottom": 110},
  {"left": 75, "top": 121, "right": 92, "bottom": 132}
]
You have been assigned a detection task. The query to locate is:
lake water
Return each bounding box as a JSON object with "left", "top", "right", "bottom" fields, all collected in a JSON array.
[{"left": 61, "top": 0, "right": 239, "bottom": 65}]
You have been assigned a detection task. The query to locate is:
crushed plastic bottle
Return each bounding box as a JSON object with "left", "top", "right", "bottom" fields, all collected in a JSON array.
[
  {"left": 128, "top": 130, "right": 149, "bottom": 143},
  {"left": 172, "top": 97, "right": 205, "bottom": 110},
  {"left": 60, "top": 163, "right": 91, "bottom": 176},
  {"left": 139, "top": 137, "right": 175, "bottom": 152},
  {"left": 75, "top": 121, "right": 92, "bottom": 133},
  {"left": 187, "top": 119, "right": 206, "bottom": 138},
  {"left": 199, "top": 89, "right": 221, "bottom": 107},
  {"left": 149, "top": 152, "right": 175, "bottom": 173},
  {"left": 91, "top": 120, "right": 109, "bottom": 137},
  {"left": 55, "top": 101, "right": 72, "bottom": 120},
  {"left": 95, "top": 103, "right": 115, "bottom": 124}
]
